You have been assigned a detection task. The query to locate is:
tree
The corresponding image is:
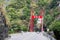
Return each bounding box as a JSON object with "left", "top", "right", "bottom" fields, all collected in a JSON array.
[{"left": 5, "top": 0, "right": 60, "bottom": 33}]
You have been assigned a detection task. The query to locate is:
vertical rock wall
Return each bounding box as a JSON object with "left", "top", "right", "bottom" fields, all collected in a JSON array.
[{"left": 0, "top": 6, "right": 8, "bottom": 40}]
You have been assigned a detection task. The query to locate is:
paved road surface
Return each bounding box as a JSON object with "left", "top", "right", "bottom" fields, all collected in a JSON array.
[{"left": 5, "top": 32, "right": 56, "bottom": 40}]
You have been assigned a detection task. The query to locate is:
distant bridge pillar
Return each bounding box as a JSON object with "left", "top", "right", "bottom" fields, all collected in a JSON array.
[{"left": 29, "top": 9, "right": 44, "bottom": 32}]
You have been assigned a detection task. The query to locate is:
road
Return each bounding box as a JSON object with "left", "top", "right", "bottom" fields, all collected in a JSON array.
[{"left": 5, "top": 32, "right": 56, "bottom": 40}]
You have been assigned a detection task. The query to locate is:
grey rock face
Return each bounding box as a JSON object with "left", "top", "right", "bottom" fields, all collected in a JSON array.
[{"left": 0, "top": 12, "right": 8, "bottom": 40}]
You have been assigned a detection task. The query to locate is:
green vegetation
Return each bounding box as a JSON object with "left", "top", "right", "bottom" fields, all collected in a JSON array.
[
  {"left": 0, "top": 0, "right": 60, "bottom": 33},
  {"left": 49, "top": 20, "right": 60, "bottom": 31},
  {"left": 49, "top": 20, "right": 60, "bottom": 40}
]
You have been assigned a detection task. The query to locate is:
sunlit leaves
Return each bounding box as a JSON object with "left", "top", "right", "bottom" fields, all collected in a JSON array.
[{"left": 49, "top": 20, "right": 60, "bottom": 31}]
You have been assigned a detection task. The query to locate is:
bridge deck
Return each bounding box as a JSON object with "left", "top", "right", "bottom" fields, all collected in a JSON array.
[{"left": 5, "top": 32, "right": 56, "bottom": 40}]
